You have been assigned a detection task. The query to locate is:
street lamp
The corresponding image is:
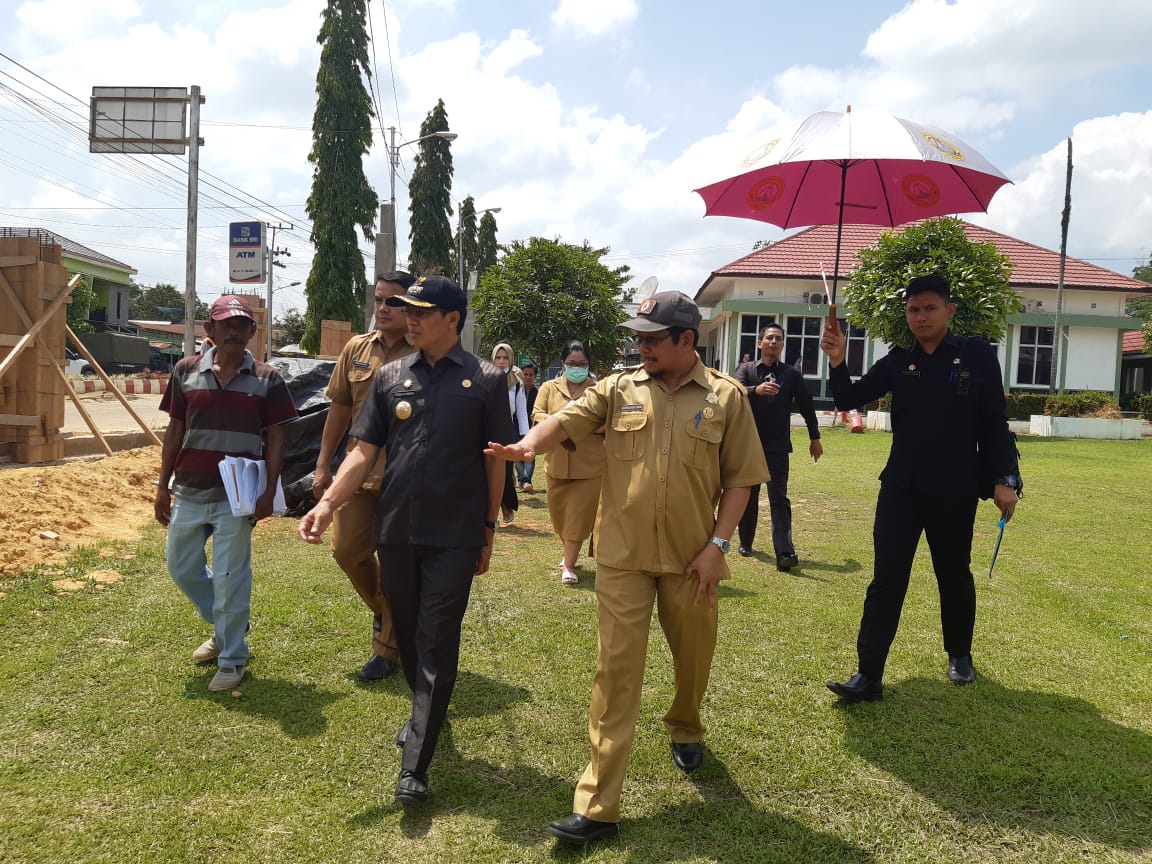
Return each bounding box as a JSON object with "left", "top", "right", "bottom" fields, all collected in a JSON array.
[
  {"left": 266, "top": 279, "right": 300, "bottom": 359},
  {"left": 372, "top": 126, "right": 458, "bottom": 326}
]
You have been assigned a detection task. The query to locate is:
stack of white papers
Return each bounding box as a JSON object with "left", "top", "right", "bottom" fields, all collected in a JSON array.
[{"left": 218, "top": 456, "right": 287, "bottom": 517}]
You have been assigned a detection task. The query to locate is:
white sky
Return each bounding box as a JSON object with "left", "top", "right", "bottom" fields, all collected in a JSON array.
[{"left": 2, "top": 0, "right": 1150, "bottom": 317}]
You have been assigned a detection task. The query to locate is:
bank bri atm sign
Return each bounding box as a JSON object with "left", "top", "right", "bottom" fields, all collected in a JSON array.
[{"left": 229, "top": 221, "right": 265, "bottom": 283}]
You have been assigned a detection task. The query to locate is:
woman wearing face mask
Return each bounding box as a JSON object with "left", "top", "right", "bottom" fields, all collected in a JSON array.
[
  {"left": 491, "top": 342, "right": 529, "bottom": 524},
  {"left": 531, "top": 340, "right": 605, "bottom": 585}
]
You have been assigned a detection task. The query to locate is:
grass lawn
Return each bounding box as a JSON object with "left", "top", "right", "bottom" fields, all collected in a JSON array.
[{"left": 1, "top": 430, "right": 1150, "bottom": 863}]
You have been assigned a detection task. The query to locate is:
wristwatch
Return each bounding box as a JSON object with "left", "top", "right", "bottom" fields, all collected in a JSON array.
[
  {"left": 483, "top": 520, "right": 498, "bottom": 530},
  {"left": 709, "top": 536, "right": 731, "bottom": 554}
]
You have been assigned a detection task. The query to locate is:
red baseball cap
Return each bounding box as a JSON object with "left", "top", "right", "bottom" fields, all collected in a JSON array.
[{"left": 210, "top": 295, "right": 256, "bottom": 322}]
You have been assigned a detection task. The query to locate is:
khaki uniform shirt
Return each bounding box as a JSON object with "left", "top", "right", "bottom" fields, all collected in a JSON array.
[
  {"left": 554, "top": 361, "right": 768, "bottom": 574},
  {"left": 326, "top": 330, "right": 415, "bottom": 492},
  {"left": 533, "top": 377, "right": 605, "bottom": 480}
]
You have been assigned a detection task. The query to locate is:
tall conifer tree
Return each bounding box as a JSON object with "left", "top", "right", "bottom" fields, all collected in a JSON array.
[
  {"left": 407, "top": 100, "right": 455, "bottom": 275},
  {"left": 302, "top": 0, "right": 377, "bottom": 352}
]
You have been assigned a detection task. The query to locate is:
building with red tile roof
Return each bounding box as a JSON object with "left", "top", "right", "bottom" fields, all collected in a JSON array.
[{"left": 690, "top": 220, "right": 1151, "bottom": 403}]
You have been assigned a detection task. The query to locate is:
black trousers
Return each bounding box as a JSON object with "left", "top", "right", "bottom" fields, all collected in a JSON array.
[
  {"left": 857, "top": 485, "right": 979, "bottom": 679},
  {"left": 501, "top": 462, "right": 519, "bottom": 513},
  {"left": 737, "top": 452, "right": 792, "bottom": 557},
  {"left": 377, "top": 544, "right": 479, "bottom": 776}
]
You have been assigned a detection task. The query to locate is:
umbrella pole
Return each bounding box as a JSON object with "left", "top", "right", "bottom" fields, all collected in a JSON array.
[{"left": 828, "top": 161, "right": 848, "bottom": 331}]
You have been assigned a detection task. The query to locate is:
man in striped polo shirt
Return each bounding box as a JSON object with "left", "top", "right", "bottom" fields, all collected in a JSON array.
[{"left": 155, "top": 295, "right": 297, "bottom": 692}]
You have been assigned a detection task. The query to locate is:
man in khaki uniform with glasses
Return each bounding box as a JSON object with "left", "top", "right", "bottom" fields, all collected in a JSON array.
[
  {"left": 314, "top": 271, "right": 416, "bottom": 681},
  {"left": 488, "top": 291, "right": 768, "bottom": 847}
]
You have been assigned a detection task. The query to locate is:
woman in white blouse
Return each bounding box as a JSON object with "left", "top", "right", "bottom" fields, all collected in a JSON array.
[{"left": 491, "top": 342, "right": 528, "bottom": 523}]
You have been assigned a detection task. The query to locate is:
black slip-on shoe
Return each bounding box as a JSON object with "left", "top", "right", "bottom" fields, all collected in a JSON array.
[
  {"left": 546, "top": 813, "right": 619, "bottom": 846},
  {"left": 671, "top": 741, "right": 703, "bottom": 773},
  {"left": 776, "top": 553, "right": 800, "bottom": 572},
  {"left": 826, "top": 672, "right": 883, "bottom": 702},
  {"left": 947, "top": 655, "right": 976, "bottom": 685},
  {"left": 395, "top": 769, "right": 428, "bottom": 804},
  {"left": 737, "top": 545, "right": 752, "bottom": 557},
  {"left": 358, "top": 654, "right": 396, "bottom": 682}
]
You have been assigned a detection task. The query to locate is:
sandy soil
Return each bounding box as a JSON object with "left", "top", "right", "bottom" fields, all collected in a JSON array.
[{"left": 0, "top": 448, "right": 161, "bottom": 580}]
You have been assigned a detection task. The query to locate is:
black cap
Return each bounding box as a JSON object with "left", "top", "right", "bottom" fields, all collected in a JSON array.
[
  {"left": 620, "top": 291, "right": 702, "bottom": 332},
  {"left": 386, "top": 275, "right": 466, "bottom": 315}
]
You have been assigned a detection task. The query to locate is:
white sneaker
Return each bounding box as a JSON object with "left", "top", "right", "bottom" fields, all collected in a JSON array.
[
  {"left": 192, "top": 635, "right": 220, "bottom": 664},
  {"left": 192, "top": 622, "right": 250, "bottom": 664},
  {"left": 209, "top": 665, "right": 246, "bottom": 692}
]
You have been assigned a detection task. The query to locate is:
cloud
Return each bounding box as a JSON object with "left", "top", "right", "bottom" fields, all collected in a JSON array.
[
  {"left": 551, "top": 0, "right": 638, "bottom": 38},
  {"left": 989, "top": 111, "right": 1152, "bottom": 261}
]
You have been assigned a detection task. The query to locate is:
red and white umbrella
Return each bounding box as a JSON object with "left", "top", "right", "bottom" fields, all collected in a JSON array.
[{"left": 693, "top": 108, "right": 1012, "bottom": 315}]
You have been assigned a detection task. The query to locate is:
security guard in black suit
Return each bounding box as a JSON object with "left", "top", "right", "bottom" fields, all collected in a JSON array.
[
  {"left": 300, "top": 276, "right": 515, "bottom": 802},
  {"left": 819, "top": 274, "right": 1020, "bottom": 701}
]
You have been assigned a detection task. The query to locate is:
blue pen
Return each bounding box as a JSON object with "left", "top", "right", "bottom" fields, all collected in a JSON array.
[{"left": 694, "top": 410, "right": 702, "bottom": 429}]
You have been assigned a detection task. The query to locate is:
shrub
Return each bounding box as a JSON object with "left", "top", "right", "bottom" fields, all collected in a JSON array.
[
  {"left": 1043, "top": 391, "right": 1120, "bottom": 418},
  {"left": 1135, "top": 392, "right": 1152, "bottom": 420},
  {"left": 1004, "top": 392, "right": 1048, "bottom": 420}
]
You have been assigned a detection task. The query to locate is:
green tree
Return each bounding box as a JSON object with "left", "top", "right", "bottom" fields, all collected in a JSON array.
[
  {"left": 302, "top": 0, "right": 378, "bottom": 353},
  {"left": 452, "top": 195, "right": 478, "bottom": 283},
  {"left": 477, "top": 209, "right": 499, "bottom": 277},
  {"left": 407, "top": 99, "right": 454, "bottom": 276},
  {"left": 274, "top": 307, "right": 307, "bottom": 347},
  {"left": 66, "top": 274, "right": 94, "bottom": 333},
  {"left": 845, "top": 217, "right": 1019, "bottom": 347},
  {"left": 1128, "top": 255, "right": 1152, "bottom": 323},
  {"left": 474, "top": 237, "right": 632, "bottom": 375},
  {"left": 129, "top": 282, "right": 207, "bottom": 321}
]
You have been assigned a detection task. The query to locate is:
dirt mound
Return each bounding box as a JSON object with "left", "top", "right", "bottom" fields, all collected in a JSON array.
[{"left": 0, "top": 448, "right": 161, "bottom": 579}]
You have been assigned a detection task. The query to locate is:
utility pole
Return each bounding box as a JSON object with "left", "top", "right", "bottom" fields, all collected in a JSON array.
[
  {"left": 1051, "top": 137, "right": 1072, "bottom": 393},
  {"left": 264, "top": 222, "right": 293, "bottom": 360},
  {"left": 183, "top": 86, "right": 203, "bottom": 357}
]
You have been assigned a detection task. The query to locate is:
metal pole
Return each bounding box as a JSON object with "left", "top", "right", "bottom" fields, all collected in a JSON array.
[
  {"left": 1051, "top": 137, "right": 1072, "bottom": 393},
  {"left": 265, "top": 223, "right": 276, "bottom": 362},
  {"left": 183, "top": 85, "right": 202, "bottom": 357},
  {"left": 457, "top": 201, "right": 464, "bottom": 285}
]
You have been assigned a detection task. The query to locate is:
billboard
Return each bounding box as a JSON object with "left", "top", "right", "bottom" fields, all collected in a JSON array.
[
  {"left": 89, "top": 87, "right": 189, "bottom": 155},
  {"left": 229, "top": 221, "right": 265, "bottom": 284}
]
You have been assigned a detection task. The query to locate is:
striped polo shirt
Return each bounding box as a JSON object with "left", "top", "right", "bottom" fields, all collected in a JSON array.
[{"left": 160, "top": 347, "right": 298, "bottom": 502}]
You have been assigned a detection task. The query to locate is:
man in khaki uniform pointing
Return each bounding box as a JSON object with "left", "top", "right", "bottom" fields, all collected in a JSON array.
[{"left": 488, "top": 291, "right": 768, "bottom": 847}]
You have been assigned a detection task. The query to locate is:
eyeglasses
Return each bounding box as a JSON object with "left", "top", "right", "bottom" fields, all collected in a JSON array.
[
  {"left": 634, "top": 333, "right": 673, "bottom": 348},
  {"left": 565, "top": 361, "right": 589, "bottom": 369}
]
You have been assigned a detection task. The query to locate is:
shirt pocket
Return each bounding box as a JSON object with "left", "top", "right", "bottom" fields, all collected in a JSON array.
[
  {"left": 348, "top": 365, "right": 377, "bottom": 408},
  {"left": 609, "top": 410, "right": 648, "bottom": 461},
  {"left": 681, "top": 420, "right": 723, "bottom": 469}
]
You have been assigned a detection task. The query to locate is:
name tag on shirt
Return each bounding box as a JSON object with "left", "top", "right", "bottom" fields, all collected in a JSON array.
[
  {"left": 352, "top": 360, "right": 371, "bottom": 369},
  {"left": 619, "top": 403, "right": 644, "bottom": 413}
]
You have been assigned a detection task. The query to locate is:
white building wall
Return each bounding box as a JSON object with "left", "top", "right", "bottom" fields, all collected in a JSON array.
[{"left": 1063, "top": 327, "right": 1118, "bottom": 391}]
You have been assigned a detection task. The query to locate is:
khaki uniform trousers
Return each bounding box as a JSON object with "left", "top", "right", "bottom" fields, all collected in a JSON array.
[
  {"left": 331, "top": 490, "right": 399, "bottom": 660},
  {"left": 573, "top": 563, "right": 718, "bottom": 822}
]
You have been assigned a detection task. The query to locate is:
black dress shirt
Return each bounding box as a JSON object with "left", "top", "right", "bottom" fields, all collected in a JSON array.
[
  {"left": 827, "top": 332, "right": 1016, "bottom": 495},
  {"left": 735, "top": 359, "right": 821, "bottom": 454},
  {"left": 350, "top": 341, "right": 516, "bottom": 548}
]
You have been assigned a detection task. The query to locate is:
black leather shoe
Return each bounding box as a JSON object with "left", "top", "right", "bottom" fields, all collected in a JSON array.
[
  {"left": 738, "top": 545, "right": 752, "bottom": 557},
  {"left": 776, "top": 553, "right": 799, "bottom": 572},
  {"left": 546, "top": 813, "right": 619, "bottom": 846},
  {"left": 394, "top": 718, "right": 411, "bottom": 748},
  {"left": 826, "top": 672, "right": 883, "bottom": 702},
  {"left": 947, "top": 655, "right": 976, "bottom": 685},
  {"left": 671, "top": 741, "right": 703, "bottom": 773},
  {"left": 358, "top": 654, "right": 396, "bottom": 682},
  {"left": 395, "top": 769, "right": 428, "bottom": 804}
]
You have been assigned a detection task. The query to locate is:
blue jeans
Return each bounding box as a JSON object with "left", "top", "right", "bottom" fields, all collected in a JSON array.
[
  {"left": 515, "top": 458, "right": 535, "bottom": 485},
  {"left": 165, "top": 496, "right": 254, "bottom": 667}
]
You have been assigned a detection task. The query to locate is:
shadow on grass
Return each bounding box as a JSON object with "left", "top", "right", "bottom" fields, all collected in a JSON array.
[
  {"left": 583, "top": 750, "right": 875, "bottom": 863},
  {"left": 842, "top": 676, "right": 1152, "bottom": 851},
  {"left": 351, "top": 730, "right": 872, "bottom": 861},
  {"left": 184, "top": 675, "right": 345, "bottom": 738}
]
